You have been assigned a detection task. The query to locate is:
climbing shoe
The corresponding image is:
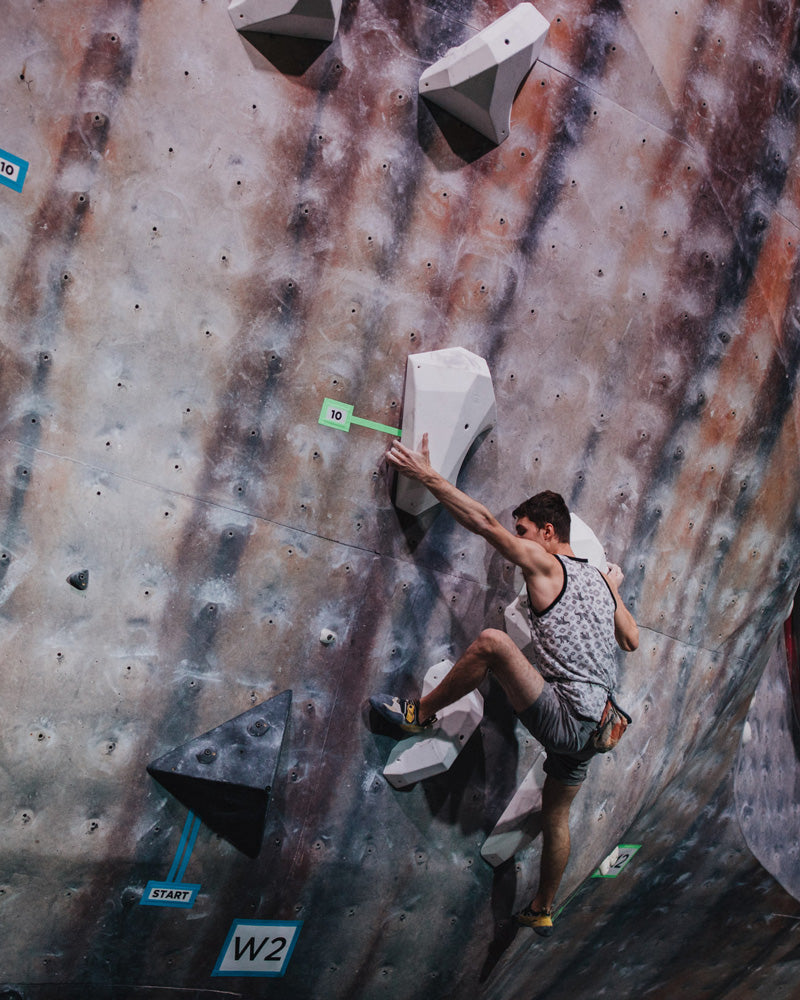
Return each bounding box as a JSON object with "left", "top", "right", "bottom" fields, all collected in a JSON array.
[
  {"left": 516, "top": 906, "right": 554, "bottom": 937},
  {"left": 369, "top": 694, "right": 435, "bottom": 734}
]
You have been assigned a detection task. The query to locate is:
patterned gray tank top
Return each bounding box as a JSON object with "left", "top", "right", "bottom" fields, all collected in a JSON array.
[{"left": 526, "top": 555, "right": 617, "bottom": 722}]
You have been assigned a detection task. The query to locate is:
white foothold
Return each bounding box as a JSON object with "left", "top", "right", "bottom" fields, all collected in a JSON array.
[
  {"left": 418, "top": 3, "right": 550, "bottom": 144},
  {"left": 320, "top": 629, "right": 337, "bottom": 645},
  {"left": 383, "top": 660, "right": 484, "bottom": 788}
]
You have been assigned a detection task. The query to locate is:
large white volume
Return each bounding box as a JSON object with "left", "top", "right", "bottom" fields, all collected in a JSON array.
[
  {"left": 395, "top": 347, "right": 496, "bottom": 516},
  {"left": 228, "top": 0, "right": 342, "bottom": 42},
  {"left": 418, "top": 3, "right": 550, "bottom": 144}
]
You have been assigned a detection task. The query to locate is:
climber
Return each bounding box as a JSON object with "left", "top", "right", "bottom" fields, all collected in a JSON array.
[{"left": 370, "top": 433, "right": 639, "bottom": 936}]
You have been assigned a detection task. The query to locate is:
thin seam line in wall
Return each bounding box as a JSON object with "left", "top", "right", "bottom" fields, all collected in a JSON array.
[
  {"left": 773, "top": 207, "right": 800, "bottom": 235},
  {"left": 10, "top": 443, "right": 750, "bottom": 657},
  {"left": 636, "top": 622, "right": 728, "bottom": 659},
  {"left": 11, "top": 442, "right": 748, "bottom": 658},
  {"left": 539, "top": 57, "right": 694, "bottom": 151},
  {"left": 10, "top": 439, "right": 481, "bottom": 587},
  {"left": 542, "top": 55, "right": 800, "bottom": 253}
]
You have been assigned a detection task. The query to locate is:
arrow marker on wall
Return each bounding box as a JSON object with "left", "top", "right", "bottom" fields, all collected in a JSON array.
[{"left": 318, "top": 397, "right": 401, "bottom": 437}]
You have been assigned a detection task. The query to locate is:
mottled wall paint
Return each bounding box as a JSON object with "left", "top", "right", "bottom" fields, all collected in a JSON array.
[{"left": 1, "top": 0, "right": 800, "bottom": 998}]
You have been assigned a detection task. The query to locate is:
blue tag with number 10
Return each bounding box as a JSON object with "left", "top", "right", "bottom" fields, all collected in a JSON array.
[{"left": 0, "top": 148, "right": 29, "bottom": 193}]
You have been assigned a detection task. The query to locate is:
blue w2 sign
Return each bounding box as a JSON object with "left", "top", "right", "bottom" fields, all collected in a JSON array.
[{"left": 212, "top": 919, "right": 302, "bottom": 978}]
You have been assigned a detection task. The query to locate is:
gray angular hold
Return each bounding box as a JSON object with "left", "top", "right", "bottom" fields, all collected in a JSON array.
[
  {"left": 147, "top": 690, "right": 292, "bottom": 858},
  {"left": 419, "top": 3, "right": 550, "bottom": 144},
  {"left": 228, "top": 0, "right": 342, "bottom": 42}
]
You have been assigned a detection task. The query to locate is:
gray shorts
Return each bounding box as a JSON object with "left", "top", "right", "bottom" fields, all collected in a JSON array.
[{"left": 517, "top": 682, "right": 599, "bottom": 786}]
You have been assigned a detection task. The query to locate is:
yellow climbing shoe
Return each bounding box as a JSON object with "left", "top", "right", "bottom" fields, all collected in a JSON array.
[{"left": 517, "top": 906, "right": 554, "bottom": 937}]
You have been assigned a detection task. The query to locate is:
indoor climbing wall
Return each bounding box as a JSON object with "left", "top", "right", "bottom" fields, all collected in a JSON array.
[{"left": 2, "top": 0, "right": 800, "bottom": 998}]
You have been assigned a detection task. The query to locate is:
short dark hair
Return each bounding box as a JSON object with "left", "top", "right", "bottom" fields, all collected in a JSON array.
[{"left": 512, "top": 490, "right": 571, "bottom": 542}]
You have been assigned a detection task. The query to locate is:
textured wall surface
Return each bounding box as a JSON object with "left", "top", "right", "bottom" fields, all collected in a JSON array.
[
  {"left": 2, "top": 0, "right": 800, "bottom": 997},
  {"left": 736, "top": 625, "right": 800, "bottom": 903}
]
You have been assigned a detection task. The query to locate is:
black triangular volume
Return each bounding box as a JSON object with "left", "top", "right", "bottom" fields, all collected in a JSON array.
[
  {"left": 148, "top": 774, "right": 268, "bottom": 857},
  {"left": 147, "top": 690, "right": 291, "bottom": 858}
]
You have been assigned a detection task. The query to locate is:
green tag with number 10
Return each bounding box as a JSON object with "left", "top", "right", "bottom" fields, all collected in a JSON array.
[
  {"left": 319, "top": 398, "right": 354, "bottom": 431},
  {"left": 318, "top": 398, "right": 401, "bottom": 437}
]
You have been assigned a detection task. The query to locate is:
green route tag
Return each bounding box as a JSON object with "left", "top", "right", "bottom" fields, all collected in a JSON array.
[
  {"left": 591, "top": 844, "right": 641, "bottom": 879},
  {"left": 318, "top": 398, "right": 401, "bottom": 437},
  {"left": 551, "top": 843, "right": 642, "bottom": 924}
]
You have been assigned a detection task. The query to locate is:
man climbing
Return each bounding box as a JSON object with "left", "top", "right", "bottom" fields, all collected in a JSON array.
[{"left": 370, "top": 434, "right": 639, "bottom": 937}]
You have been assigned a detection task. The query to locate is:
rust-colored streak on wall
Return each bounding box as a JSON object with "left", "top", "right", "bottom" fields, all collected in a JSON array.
[
  {"left": 8, "top": 15, "right": 139, "bottom": 332},
  {"left": 2, "top": 0, "right": 800, "bottom": 997}
]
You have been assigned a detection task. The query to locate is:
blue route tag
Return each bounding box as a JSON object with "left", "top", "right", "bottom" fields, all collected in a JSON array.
[{"left": 0, "top": 148, "right": 28, "bottom": 193}]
